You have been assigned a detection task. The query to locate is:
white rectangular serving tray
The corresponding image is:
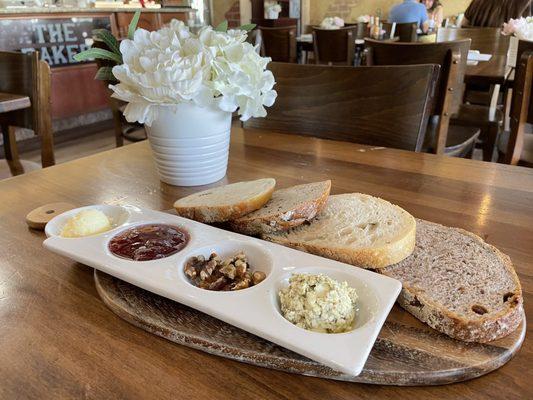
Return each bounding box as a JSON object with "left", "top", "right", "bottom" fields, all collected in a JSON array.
[{"left": 43, "top": 204, "right": 402, "bottom": 376}]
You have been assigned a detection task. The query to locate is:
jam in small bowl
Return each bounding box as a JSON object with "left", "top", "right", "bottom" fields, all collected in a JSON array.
[{"left": 108, "top": 224, "right": 189, "bottom": 261}]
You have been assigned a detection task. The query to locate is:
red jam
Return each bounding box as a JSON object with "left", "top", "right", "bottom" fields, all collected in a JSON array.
[{"left": 108, "top": 224, "right": 189, "bottom": 261}]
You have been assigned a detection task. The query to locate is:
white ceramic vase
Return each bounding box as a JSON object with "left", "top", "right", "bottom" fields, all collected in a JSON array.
[
  {"left": 145, "top": 103, "right": 232, "bottom": 187},
  {"left": 266, "top": 10, "right": 280, "bottom": 19},
  {"left": 507, "top": 35, "right": 519, "bottom": 68}
]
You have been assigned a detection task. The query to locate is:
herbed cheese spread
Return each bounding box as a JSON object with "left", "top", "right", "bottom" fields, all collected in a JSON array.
[{"left": 278, "top": 273, "right": 358, "bottom": 333}]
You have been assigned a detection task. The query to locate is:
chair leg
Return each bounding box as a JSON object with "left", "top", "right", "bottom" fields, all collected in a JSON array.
[
  {"left": 466, "top": 143, "right": 475, "bottom": 159},
  {"left": 1, "top": 124, "right": 24, "bottom": 176},
  {"left": 113, "top": 108, "right": 124, "bottom": 147},
  {"left": 39, "top": 121, "right": 55, "bottom": 168},
  {"left": 482, "top": 125, "right": 499, "bottom": 162},
  {"left": 497, "top": 150, "right": 505, "bottom": 163}
]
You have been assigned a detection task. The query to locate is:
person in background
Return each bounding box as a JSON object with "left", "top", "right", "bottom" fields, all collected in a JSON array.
[
  {"left": 462, "top": 0, "right": 532, "bottom": 27},
  {"left": 389, "top": 0, "right": 430, "bottom": 33},
  {"left": 422, "top": 0, "right": 444, "bottom": 28}
]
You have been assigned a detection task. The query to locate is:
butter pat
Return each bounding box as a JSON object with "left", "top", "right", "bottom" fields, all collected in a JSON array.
[
  {"left": 61, "top": 209, "right": 112, "bottom": 238},
  {"left": 279, "top": 273, "right": 358, "bottom": 333}
]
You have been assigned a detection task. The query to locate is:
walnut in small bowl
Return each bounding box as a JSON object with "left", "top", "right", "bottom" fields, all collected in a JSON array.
[{"left": 184, "top": 251, "right": 266, "bottom": 291}]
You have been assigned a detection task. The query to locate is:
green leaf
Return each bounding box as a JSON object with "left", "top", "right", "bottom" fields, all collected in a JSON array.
[
  {"left": 215, "top": 20, "right": 228, "bottom": 32},
  {"left": 238, "top": 23, "right": 256, "bottom": 32},
  {"left": 73, "top": 48, "right": 122, "bottom": 64},
  {"left": 93, "top": 29, "right": 121, "bottom": 56},
  {"left": 128, "top": 11, "right": 141, "bottom": 40},
  {"left": 94, "top": 66, "right": 116, "bottom": 82}
]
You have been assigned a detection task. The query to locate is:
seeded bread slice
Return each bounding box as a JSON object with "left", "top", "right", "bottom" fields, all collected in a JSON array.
[
  {"left": 173, "top": 178, "right": 276, "bottom": 223},
  {"left": 381, "top": 219, "right": 523, "bottom": 343},
  {"left": 263, "top": 193, "right": 416, "bottom": 269},
  {"left": 229, "top": 180, "right": 331, "bottom": 235}
]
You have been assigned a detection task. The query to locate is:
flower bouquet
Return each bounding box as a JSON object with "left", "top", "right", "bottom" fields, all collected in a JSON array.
[
  {"left": 319, "top": 17, "right": 345, "bottom": 30},
  {"left": 74, "top": 16, "right": 277, "bottom": 186}
]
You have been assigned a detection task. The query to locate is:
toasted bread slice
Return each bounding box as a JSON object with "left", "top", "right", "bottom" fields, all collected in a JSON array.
[
  {"left": 173, "top": 178, "right": 275, "bottom": 223},
  {"left": 263, "top": 193, "right": 416, "bottom": 269},
  {"left": 230, "top": 180, "right": 331, "bottom": 235},
  {"left": 380, "top": 219, "right": 523, "bottom": 343}
]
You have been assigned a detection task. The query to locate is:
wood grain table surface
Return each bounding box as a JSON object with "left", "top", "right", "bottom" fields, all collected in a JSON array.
[
  {"left": 1, "top": 125, "right": 532, "bottom": 399},
  {"left": 0, "top": 92, "right": 31, "bottom": 113},
  {"left": 464, "top": 54, "right": 513, "bottom": 85}
]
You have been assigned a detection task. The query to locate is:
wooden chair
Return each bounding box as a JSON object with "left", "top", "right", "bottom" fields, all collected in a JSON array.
[
  {"left": 365, "top": 39, "right": 482, "bottom": 157},
  {"left": 437, "top": 27, "right": 508, "bottom": 105},
  {"left": 245, "top": 28, "right": 262, "bottom": 50},
  {"left": 313, "top": 26, "right": 358, "bottom": 66},
  {"left": 93, "top": 41, "right": 146, "bottom": 147},
  {"left": 382, "top": 22, "right": 418, "bottom": 42},
  {"left": 244, "top": 62, "right": 439, "bottom": 152},
  {"left": 436, "top": 28, "right": 507, "bottom": 160},
  {"left": 497, "top": 49, "right": 533, "bottom": 165},
  {"left": 0, "top": 51, "right": 54, "bottom": 176},
  {"left": 517, "top": 39, "right": 533, "bottom": 130},
  {"left": 258, "top": 26, "right": 297, "bottom": 63}
]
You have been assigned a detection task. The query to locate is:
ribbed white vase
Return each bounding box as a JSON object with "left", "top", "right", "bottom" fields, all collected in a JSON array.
[
  {"left": 507, "top": 35, "right": 520, "bottom": 68},
  {"left": 266, "top": 10, "right": 280, "bottom": 19},
  {"left": 145, "top": 103, "right": 232, "bottom": 186}
]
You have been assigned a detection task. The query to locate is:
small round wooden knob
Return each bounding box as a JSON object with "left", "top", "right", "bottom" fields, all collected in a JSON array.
[{"left": 26, "top": 202, "right": 77, "bottom": 230}]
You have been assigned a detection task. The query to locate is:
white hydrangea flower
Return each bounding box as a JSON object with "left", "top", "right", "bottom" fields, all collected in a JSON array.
[
  {"left": 502, "top": 17, "right": 533, "bottom": 40},
  {"left": 320, "top": 16, "right": 345, "bottom": 30},
  {"left": 109, "top": 20, "right": 277, "bottom": 125}
]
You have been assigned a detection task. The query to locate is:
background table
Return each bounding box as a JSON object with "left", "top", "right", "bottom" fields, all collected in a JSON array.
[
  {"left": 297, "top": 28, "right": 513, "bottom": 86},
  {"left": 0, "top": 124, "right": 532, "bottom": 399},
  {"left": 436, "top": 27, "right": 513, "bottom": 85}
]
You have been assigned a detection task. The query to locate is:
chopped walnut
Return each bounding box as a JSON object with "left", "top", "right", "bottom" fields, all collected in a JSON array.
[
  {"left": 184, "top": 251, "right": 266, "bottom": 292},
  {"left": 252, "top": 271, "right": 266, "bottom": 285},
  {"left": 220, "top": 263, "right": 237, "bottom": 279}
]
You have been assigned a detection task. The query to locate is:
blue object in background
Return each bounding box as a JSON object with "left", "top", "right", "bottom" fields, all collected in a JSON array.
[{"left": 389, "top": 0, "right": 429, "bottom": 28}]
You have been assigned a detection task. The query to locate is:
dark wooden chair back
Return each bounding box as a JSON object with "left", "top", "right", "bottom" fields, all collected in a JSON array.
[
  {"left": 0, "top": 51, "right": 53, "bottom": 167},
  {"left": 365, "top": 39, "right": 471, "bottom": 153},
  {"left": 382, "top": 22, "right": 418, "bottom": 42},
  {"left": 517, "top": 39, "right": 533, "bottom": 125},
  {"left": 505, "top": 49, "right": 533, "bottom": 164},
  {"left": 244, "top": 62, "right": 440, "bottom": 152},
  {"left": 259, "top": 26, "right": 297, "bottom": 63},
  {"left": 313, "top": 26, "right": 358, "bottom": 65},
  {"left": 437, "top": 27, "right": 509, "bottom": 56}
]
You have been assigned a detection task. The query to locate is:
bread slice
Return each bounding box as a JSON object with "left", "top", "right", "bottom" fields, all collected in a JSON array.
[
  {"left": 380, "top": 219, "right": 523, "bottom": 343},
  {"left": 229, "top": 180, "right": 331, "bottom": 235},
  {"left": 173, "top": 178, "right": 276, "bottom": 223},
  {"left": 263, "top": 193, "right": 416, "bottom": 269}
]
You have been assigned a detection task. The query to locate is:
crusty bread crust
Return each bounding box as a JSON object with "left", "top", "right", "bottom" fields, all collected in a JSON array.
[
  {"left": 174, "top": 180, "right": 275, "bottom": 223},
  {"left": 230, "top": 181, "right": 331, "bottom": 235},
  {"left": 264, "top": 216, "right": 416, "bottom": 269},
  {"left": 382, "top": 222, "right": 524, "bottom": 343}
]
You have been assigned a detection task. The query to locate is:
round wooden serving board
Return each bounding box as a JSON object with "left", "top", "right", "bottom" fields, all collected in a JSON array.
[{"left": 95, "top": 271, "right": 526, "bottom": 386}]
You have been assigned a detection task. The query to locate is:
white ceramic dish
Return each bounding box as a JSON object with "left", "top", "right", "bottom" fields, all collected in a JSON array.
[{"left": 43, "top": 205, "right": 402, "bottom": 376}]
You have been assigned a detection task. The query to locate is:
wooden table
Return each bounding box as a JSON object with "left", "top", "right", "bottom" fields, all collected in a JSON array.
[
  {"left": 464, "top": 54, "right": 513, "bottom": 85},
  {"left": 0, "top": 92, "right": 30, "bottom": 113},
  {"left": 437, "top": 27, "right": 513, "bottom": 85},
  {"left": 1, "top": 125, "right": 532, "bottom": 399},
  {"left": 298, "top": 28, "right": 513, "bottom": 85}
]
